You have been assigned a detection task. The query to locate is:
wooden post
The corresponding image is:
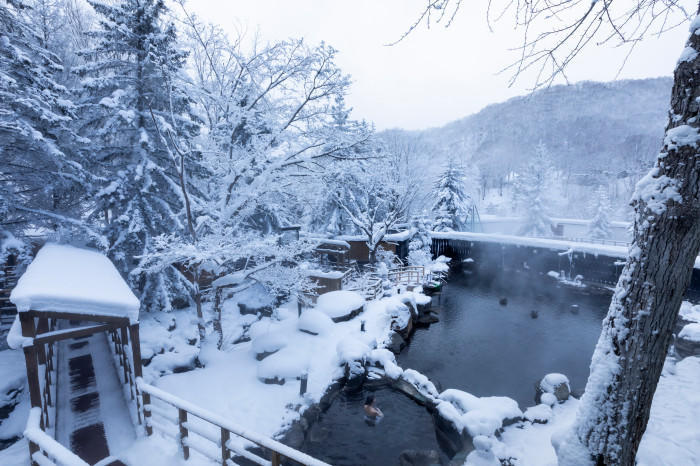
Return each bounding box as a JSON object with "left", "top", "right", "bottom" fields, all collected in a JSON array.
[
  {"left": 178, "top": 408, "right": 189, "bottom": 460},
  {"left": 220, "top": 428, "right": 230, "bottom": 465},
  {"left": 120, "top": 326, "right": 130, "bottom": 383},
  {"left": 23, "top": 345, "right": 42, "bottom": 431},
  {"left": 28, "top": 440, "right": 39, "bottom": 466},
  {"left": 129, "top": 323, "right": 144, "bottom": 424},
  {"left": 36, "top": 318, "right": 48, "bottom": 365},
  {"left": 143, "top": 391, "right": 152, "bottom": 435},
  {"left": 129, "top": 324, "right": 143, "bottom": 378},
  {"left": 271, "top": 451, "right": 281, "bottom": 466}
]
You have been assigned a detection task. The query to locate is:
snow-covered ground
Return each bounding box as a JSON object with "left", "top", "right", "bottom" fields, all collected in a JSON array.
[
  {"left": 135, "top": 289, "right": 418, "bottom": 443},
  {"left": 485, "top": 356, "right": 700, "bottom": 466}
]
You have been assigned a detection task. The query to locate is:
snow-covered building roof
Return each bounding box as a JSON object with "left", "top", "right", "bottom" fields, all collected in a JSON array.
[{"left": 10, "top": 243, "right": 140, "bottom": 323}]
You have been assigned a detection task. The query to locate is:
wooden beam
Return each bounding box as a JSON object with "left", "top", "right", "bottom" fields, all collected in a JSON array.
[
  {"left": 26, "top": 310, "right": 130, "bottom": 326},
  {"left": 19, "top": 312, "right": 35, "bottom": 338},
  {"left": 23, "top": 346, "right": 41, "bottom": 409},
  {"left": 33, "top": 323, "right": 118, "bottom": 346},
  {"left": 129, "top": 324, "right": 143, "bottom": 378}
]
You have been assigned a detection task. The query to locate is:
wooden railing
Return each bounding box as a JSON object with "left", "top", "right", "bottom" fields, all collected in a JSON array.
[
  {"left": 108, "top": 327, "right": 142, "bottom": 426},
  {"left": 388, "top": 266, "right": 425, "bottom": 286},
  {"left": 138, "top": 380, "right": 330, "bottom": 466},
  {"left": 24, "top": 408, "right": 89, "bottom": 466}
]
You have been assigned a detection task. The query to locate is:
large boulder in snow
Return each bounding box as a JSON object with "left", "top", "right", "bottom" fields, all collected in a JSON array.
[
  {"left": 297, "top": 308, "right": 334, "bottom": 335},
  {"left": 675, "top": 323, "right": 700, "bottom": 359},
  {"left": 535, "top": 373, "right": 570, "bottom": 404},
  {"left": 251, "top": 330, "right": 287, "bottom": 361},
  {"left": 316, "top": 290, "right": 365, "bottom": 322},
  {"left": 256, "top": 346, "right": 307, "bottom": 385}
]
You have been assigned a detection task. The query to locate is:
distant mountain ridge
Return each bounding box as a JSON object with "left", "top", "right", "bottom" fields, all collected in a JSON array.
[{"left": 383, "top": 77, "right": 674, "bottom": 218}]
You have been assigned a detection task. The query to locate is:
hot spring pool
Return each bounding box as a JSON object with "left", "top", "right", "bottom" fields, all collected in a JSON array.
[{"left": 300, "top": 270, "right": 612, "bottom": 465}]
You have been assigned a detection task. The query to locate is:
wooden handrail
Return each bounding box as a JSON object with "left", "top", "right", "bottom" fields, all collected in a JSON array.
[
  {"left": 138, "top": 379, "right": 330, "bottom": 466},
  {"left": 25, "top": 408, "right": 89, "bottom": 466}
]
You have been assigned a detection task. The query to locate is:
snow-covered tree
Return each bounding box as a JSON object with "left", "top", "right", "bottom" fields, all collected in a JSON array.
[
  {"left": 74, "top": 0, "right": 202, "bottom": 311},
  {"left": 407, "top": 214, "right": 432, "bottom": 266},
  {"left": 135, "top": 9, "right": 373, "bottom": 343},
  {"left": 0, "top": 0, "right": 93, "bottom": 245},
  {"left": 512, "top": 143, "right": 551, "bottom": 236},
  {"left": 432, "top": 159, "right": 472, "bottom": 232},
  {"left": 588, "top": 186, "right": 612, "bottom": 240},
  {"left": 325, "top": 159, "right": 415, "bottom": 263}
]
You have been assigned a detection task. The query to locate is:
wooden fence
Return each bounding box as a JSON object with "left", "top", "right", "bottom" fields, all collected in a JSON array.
[{"left": 138, "top": 380, "right": 330, "bottom": 466}]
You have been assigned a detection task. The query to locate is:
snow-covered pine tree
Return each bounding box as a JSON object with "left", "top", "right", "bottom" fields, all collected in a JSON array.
[
  {"left": 432, "top": 159, "right": 471, "bottom": 232},
  {"left": 512, "top": 142, "right": 551, "bottom": 236},
  {"left": 588, "top": 186, "right": 612, "bottom": 240},
  {"left": 0, "top": 0, "right": 91, "bottom": 243},
  {"left": 407, "top": 214, "right": 432, "bottom": 266},
  {"left": 75, "top": 0, "right": 201, "bottom": 311}
]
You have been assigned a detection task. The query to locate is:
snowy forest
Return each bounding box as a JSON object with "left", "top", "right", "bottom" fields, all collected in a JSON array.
[{"left": 0, "top": 0, "right": 699, "bottom": 466}]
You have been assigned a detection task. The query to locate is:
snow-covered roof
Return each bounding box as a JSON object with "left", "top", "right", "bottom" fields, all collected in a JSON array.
[{"left": 10, "top": 243, "right": 140, "bottom": 323}]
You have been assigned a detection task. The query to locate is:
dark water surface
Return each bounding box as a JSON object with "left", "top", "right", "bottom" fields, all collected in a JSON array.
[
  {"left": 300, "top": 270, "right": 612, "bottom": 465},
  {"left": 398, "top": 270, "right": 612, "bottom": 408},
  {"left": 301, "top": 385, "right": 442, "bottom": 466}
]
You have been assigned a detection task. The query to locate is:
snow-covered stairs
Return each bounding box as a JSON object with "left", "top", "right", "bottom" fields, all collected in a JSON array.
[{"left": 56, "top": 331, "right": 135, "bottom": 465}]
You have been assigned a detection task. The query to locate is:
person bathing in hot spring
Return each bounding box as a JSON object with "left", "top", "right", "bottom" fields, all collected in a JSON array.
[{"left": 364, "top": 395, "right": 383, "bottom": 419}]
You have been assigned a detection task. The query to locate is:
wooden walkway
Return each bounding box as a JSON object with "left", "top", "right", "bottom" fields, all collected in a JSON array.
[{"left": 55, "top": 331, "right": 134, "bottom": 465}]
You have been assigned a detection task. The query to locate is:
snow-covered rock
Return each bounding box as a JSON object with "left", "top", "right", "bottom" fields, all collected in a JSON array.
[
  {"left": 676, "top": 323, "right": 700, "bottom": 358},
  {"left": 465, "top": 436, "right": 501, "bottom": 466},
  {"left": 336, "top": 337, "right": 371, "bottom": 364},
  {"left": 256, "top": 347, "right": 307, "bottom": 384},
  {"left": 367, "top": 348, "right": 403, "bottom": 379},
  {"left": 297, "top": 308, "right": 334, "bottom": 335},
  {"left": 437, "top": 389, "right": 522, "bottom": 438},
  {"left": 524, "top": 404, "right": 553, "bottom": 423},
  {"left": 316, "top": 290, "right": 365, "bottom": 322},
  {"left": 536, "top": 373, "right": 570, "bottom": 403},
  {"left": 251, "top": 330, "right": 288, "bottom": 360}
]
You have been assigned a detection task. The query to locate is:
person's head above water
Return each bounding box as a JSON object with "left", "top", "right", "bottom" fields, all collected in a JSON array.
[{"left": 365, "top": 395, "right": 375, "bottom": 406}]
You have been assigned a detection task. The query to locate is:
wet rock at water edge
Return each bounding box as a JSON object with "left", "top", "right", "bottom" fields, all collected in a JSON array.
[
  {"left": 499, "top": 298, "right": 508, "bottom": 306},
  {"left": 398, "top": 449, "right": 441, "bottom": 466},
  {"left": 570, "top": 304, "right": 579, "bottom": 314},
  {"left": 416, "top": 311, "right": 440, "bottom": 325},
  {"left": 535, "top": 373, "right": 570, "bottom": 404},
  {"left": 387, "top": 332, "right": 407, "bottom": 353},
  {"left": 675, "top": 323, "right": 700, "bottom": 358}
]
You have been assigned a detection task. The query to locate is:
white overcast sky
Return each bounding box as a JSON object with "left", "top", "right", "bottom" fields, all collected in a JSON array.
[{"left": 188, "top": 0, "right": 688, "bottom": 131}]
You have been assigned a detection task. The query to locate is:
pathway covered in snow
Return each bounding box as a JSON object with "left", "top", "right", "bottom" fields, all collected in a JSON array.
[{"left": 55, "top": 331, "right": 134, "bottom": 464}]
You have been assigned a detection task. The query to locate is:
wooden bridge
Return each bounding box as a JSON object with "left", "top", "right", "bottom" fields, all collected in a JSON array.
[{"left": 11, "top": 244, "right": 328, "bottom": 466}]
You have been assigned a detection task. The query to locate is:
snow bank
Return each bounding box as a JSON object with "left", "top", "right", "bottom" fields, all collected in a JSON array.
[
  {"left": 316, "top": 290, "right": 364, "bottom": 320},
  {"left": 679, "top": 301, "right": 700, "bottom": 324},
  {"left": 257, "top": 347, "right": 308, "bottom": 381},
  {"left": 437, "top": 389, "right": 522, "bottom": 437},
  {"left": 10, "top": 243, "right": 140, "bottom": 323},
  {"left": 252, "top": 331, "right": 288, "bottom": 355},
  {"left": 637, "top": 356, "right": 700, "bottom": 465},
  {"left": 297, "top": 309, "right": 334, "bottom": 335},
  {"left": 678, "top": 323, "right": 700, "bottom": 342},
  {"left": 336, "top": 337, "right": 371, "bottom": 364},
  {"left": 524, "top": 404, "right": 553, "bottom": 423},
  {"left": 367, "top": 348, "right": 403, "bottom": 379}
]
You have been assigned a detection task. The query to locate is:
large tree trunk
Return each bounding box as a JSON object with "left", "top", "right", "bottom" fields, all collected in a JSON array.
[{"left": 558, "top": 10, "right": 700, "bottom": 465}]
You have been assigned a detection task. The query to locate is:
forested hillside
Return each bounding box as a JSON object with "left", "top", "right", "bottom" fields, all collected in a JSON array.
[{"left": 382, "top": 78, "right": 672, "bottom": 219}]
